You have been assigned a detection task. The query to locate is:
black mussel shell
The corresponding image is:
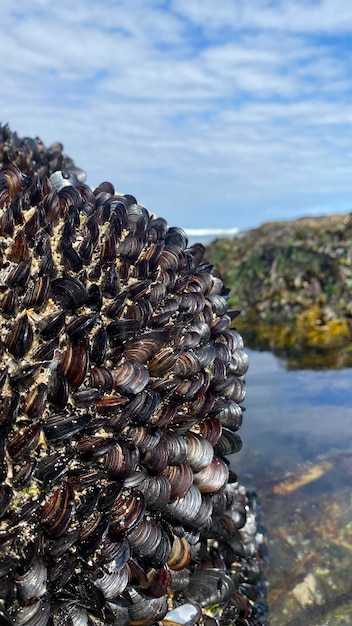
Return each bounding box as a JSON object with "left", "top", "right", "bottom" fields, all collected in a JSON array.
[{"left": 50, "top": 276, "right": 87, "bottom": 310}]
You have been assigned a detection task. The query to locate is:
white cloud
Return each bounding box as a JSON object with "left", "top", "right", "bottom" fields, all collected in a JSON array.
[
  {"left": 173, "top": 0, "right": 352, "bottom": 34},
  {"left": 1, "top": 0, "right": 352, "bottom": 231}
]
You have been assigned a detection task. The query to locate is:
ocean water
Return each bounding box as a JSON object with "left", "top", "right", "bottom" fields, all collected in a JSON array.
[
  {"left": 234, "top": 349, "right": 352, "bottom": 476},
  {"left": 231, "top": 349, "right": 352, "bottom": 625}
]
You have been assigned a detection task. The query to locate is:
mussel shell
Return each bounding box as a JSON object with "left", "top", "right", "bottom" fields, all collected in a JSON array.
[
  {"left": 49, "top": 169, "right": 81, "bottom": 190},
  {"left": 160, "top": 432, "right": 188, "bottom": 465},
  {"left": 145, "top": 565, "right": 172, "bottom": 599},
  {"left": 15, "top": 561, "right": 47, "bottom": 601},
  {"left": 66, "top": 313, "right": 97, "bottom": 341},
  {"left": 12, "top": 459, "right": 36, "bottom": 489},
  {"left": 87, "top": 283, "right": 104, "bottom": 310},
  {"left": 47, "top": 366, "right": 69, "bottom": 409},
  {"left": 78, "top": 234, "right": 94, "bottom": 264},
  {"left": 5, "top": 313, "right": 33, "bottom": 359},
  {"left": 162, "top": 601, "right": 202, "bottom": 626},
  {"left": 139, "top": 474, "right": 171, "bottom": 510},
  {"left": 185, "top": 569, "right": 238, "bottom": 608},
  {"left": 163, "top": 462, "right": 194, "bottom": 499},
  {"left": 104, "top": 442, "right": 139, "bottom": 478},
  {"left": 126, "top": 204, "right": 149, "bottom": 235},
  {"left": 126, "top": 518, "right": 165, "bottom": 560},
  {"left": 33, "top": 338, "right": 59, "bottom": 363},
  {"left": 40, "top": 483, "right": 74, "bottom": 538},
  {"left": 185, "top": 433, "right": 213, "bottom": 472},
  {"left": 5, "top": 258, "right": 32, "bottom": 289},
  {"left": 45, "top": 528, "right": 81, "bottom": 557},
  {"left": 106, "top": 319, "right": 140, "bottom": 342},
  {"left": 61, "top": 342, "right": 88, "bottom": 387},
  {"left": 97, "top": 537, "right": 131, "bottom": 566},
  {"left": 122, "top": 388, "right": 161, "bottom": 425},
  {"left": 13, "top": 596, "right": 51, "bottom": 626},
  {"left": 90, "top": 327, "right": 109, "bottom": 365},
  {"left": 35, "top": 450, "right": 72, "bottom": 486},
  {"left": 223, "top": 329, "right": 244, "bottom": 351},
  {"left": 37, "top": 310, "right": 65, "bottom": 340},
  {"left": 211, "top": 398, "right": 243, "bottom": 432},
  {"left": 169, "top": 569, "right": 191, "bottom": 592},
  {"left": 89, "top": 366, "right": 114, "bottom": 391},
  {"left": 9, "top": 362, "right": 42, "bottom": 389},
  {"left": 71, "top": 387, "right": 103, "bottom": 406},
  {"left": 0, "top": 368, "right": 7, "bottom": 390},
  {"left": 87, "top": 283, "right": 103, "bottom": 311},
  {"left": 66, "top": 466, "right": 105, "bottom": 486},
  {"left": 76, "top": 435, "right": 116, "bottom": 460},
  {"left": 0, "top": 288, "right": 19, "bottom": 317},
  {"left": 44, "top": 412, "right": 91, "bottom": 442},
  {"left": 165, "top": 226, "right": 188, "bottom": 248},
  {"left": 165, "top": 485, "right": 202, "bottom": 527},
  {"left": 193, "top": 457, "right": 229, "bottom": 494},
  {"left": 7, "top": 422, "right": 41, "bottom": 460},
  {"left": 50, "top": 276, "right": 87, "bottom": 310},
  {"left": 104, "top": 293, "right": 128, "bottom": 319},
  {"left": 94, "top": 564, "right": 129, "bottom": 599},
  {"left": 0, "top": 396, "right": 17, "bottom": 431},
  {"left": 123, "top": 425, "right": 162, "bottom": 453},
  {"left": 197, "top": 417, "right": 222, "bottom": 445},
  {"left": 22, "top": 274, "right": 50, "bottom": 309},
  {"left": 210, "top": 314, "right": 231, "bottom": 336},
  {"left": 167, "top": 535, "right": 191, "bottom": 571},
  {"left": 213, "top": 428, "right": 242, "bottom": 456},
  {"left": 109, "top": 491, "right": 145, "bottom": 537},
  {"left": 148, "top": 348, "right": 179, "bottom": 377},
  {"left": 142, "top": 439, "right": 169, "bottom": 472},
  {"left": 127, "top": 589, "right": 168, "bottom": 626},
  {"left": 229, "top": 349, "right": 249, "bottom": 377},
  {"left": 0, "top": 484, "right": 13, "bottom": 520},
  {"left": 79, "top": 512, "right": 110, "bottom": 556},
  {"left": 23, "top": 382, "right": 47, "bottom": 418},
  {"left": 113, "top": 360, "right": 149, "bottom": 395},
  {"left": 95, "top": 395, "right": 128, "bottom": 415},
  {"left": 173, "top": 350, "right": 200, "bottom": 377},
  {"left": 195, "top": 494, "right": 214, "bottom": 527},
  {"left": 75, "top": 485, "right": 101, "bottom": 521}
]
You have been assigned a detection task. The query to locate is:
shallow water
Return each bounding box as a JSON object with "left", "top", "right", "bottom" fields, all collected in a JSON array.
[
  {"left": 234, "top": 349, "right": 352, "bottom": 473},
  {"left": 231, "top": 349, "right": 352, "bottom": 625}
]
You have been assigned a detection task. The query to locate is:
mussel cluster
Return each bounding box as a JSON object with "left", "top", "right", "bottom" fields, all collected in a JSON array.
[
  {"left": 0, "top": 126, "right": 266, "bottom": 625},
  {"left": 0, "top": 123, "right": 85, "bottom": 184}
]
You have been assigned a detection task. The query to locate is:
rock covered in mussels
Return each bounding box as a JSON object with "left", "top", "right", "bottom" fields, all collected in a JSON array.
[
  {"left": 0, "top": 126, "right": 266, "bottom": 626},
  {"left": 0, "top": 122, "right": 86, "bottom": 184}
]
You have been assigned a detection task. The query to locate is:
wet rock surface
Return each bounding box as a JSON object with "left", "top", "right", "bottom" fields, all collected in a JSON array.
[
  {"left": 206, "top": 215, "right": 352, "bottom": 368},
  {"left": 263, "top": 461, "right": 352, "bottom": 626}
]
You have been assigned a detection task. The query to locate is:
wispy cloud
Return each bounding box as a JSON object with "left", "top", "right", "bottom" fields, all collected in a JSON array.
[{"left": 1, "top": 0, "right": 352, "bottom": 232}]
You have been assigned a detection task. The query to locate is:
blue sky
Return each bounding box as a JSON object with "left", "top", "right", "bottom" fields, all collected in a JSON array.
[{"left": 2, "top": 0, "right": 352, "bottom": 234}]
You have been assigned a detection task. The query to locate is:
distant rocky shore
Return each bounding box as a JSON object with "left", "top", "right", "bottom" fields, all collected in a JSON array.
[{"left": 206, "top": 213, "right": 352, "bottom": 368}]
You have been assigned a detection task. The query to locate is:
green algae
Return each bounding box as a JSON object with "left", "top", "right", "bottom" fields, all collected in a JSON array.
[{"left": 206, "top": 213, "right": 352, "bottom": 369}]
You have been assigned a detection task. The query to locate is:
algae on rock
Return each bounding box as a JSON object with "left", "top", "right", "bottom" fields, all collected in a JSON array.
[{"left": 206, "top": 214, "right": 352, "bottom": 368}]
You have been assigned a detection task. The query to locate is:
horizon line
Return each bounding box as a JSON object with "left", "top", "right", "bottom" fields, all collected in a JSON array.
[{"left": 185, "top": 228, "right": 240, "bottom": 237}]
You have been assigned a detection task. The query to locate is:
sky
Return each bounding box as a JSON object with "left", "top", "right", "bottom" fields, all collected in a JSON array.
[{"left": 2, "top": 0, "right": 352, "bottom": 234}]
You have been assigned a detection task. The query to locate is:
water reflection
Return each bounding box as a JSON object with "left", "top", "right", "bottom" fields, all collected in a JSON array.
[
  {"left": 231, "top": 349, "right": 352, "bottom": 625},
  {"left": 235, "top": 318, "right": 352, "bottom": 370}
]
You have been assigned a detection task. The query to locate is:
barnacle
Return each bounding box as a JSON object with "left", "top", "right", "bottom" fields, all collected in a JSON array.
[{"left": 0, "top": 124, "right": 266, "bottom": 625}]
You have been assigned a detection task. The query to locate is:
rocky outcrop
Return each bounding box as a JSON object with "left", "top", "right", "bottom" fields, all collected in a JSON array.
[{"left": 206, "top": 214, "right": 352, "bottom": 368}]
